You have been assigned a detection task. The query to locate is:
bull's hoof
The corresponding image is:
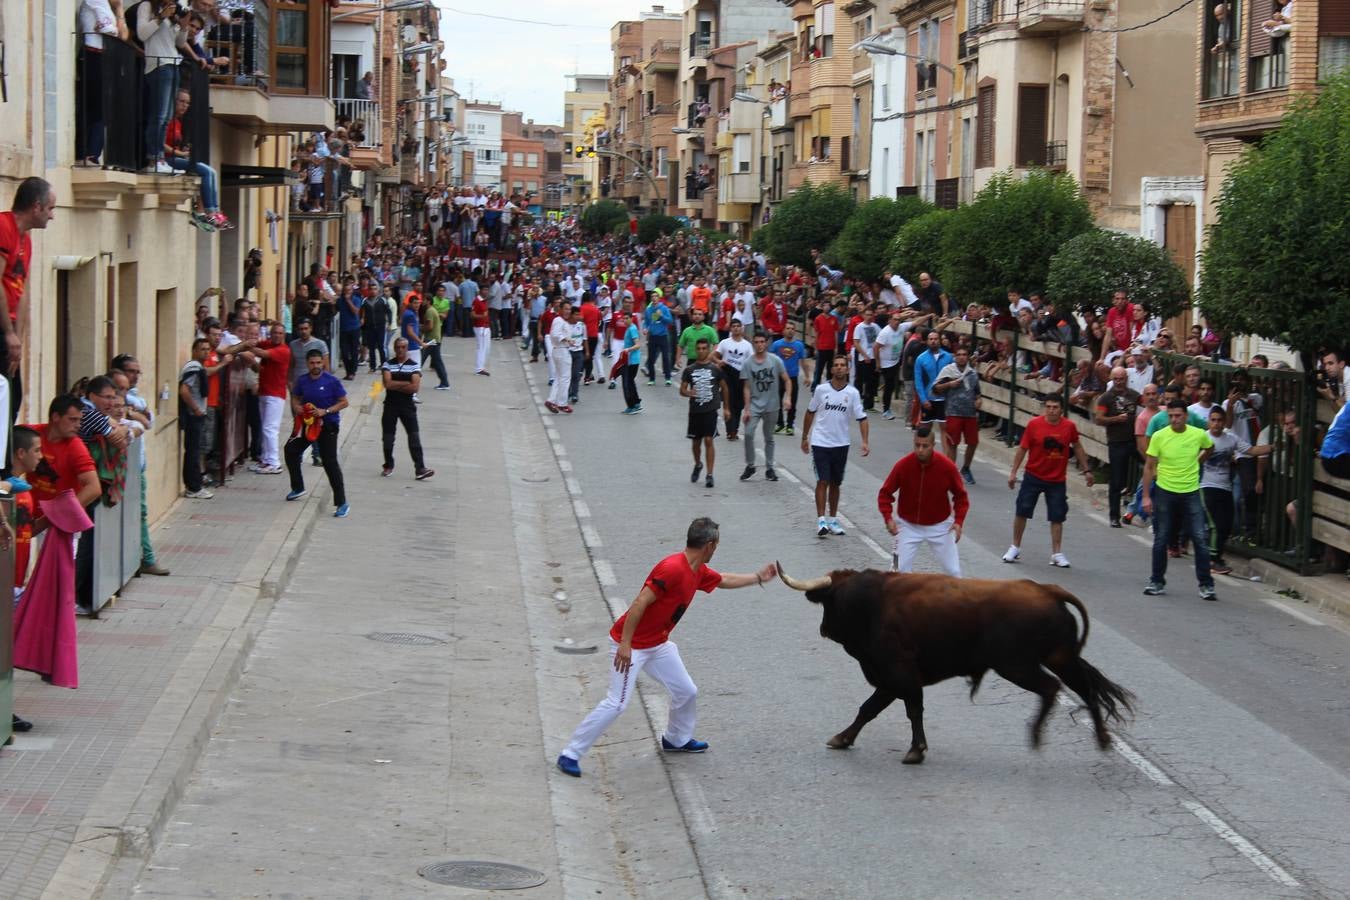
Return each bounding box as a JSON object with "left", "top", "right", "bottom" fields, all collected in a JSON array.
[
  {"left": 901, "top": 749, "right": 925, "bottom": 765},
  {"left": 826, "top": 734, "right": 853, "bottom": 750}
]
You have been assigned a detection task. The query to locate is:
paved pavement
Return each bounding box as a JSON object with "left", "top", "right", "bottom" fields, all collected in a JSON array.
[{"left": 26, "top": 336, "right": 1350, "bottom": 898}]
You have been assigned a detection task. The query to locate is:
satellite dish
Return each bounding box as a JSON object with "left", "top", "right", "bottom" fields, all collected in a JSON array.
[{"left": 401, "top": 24, "right": 418, "bottom": 44}]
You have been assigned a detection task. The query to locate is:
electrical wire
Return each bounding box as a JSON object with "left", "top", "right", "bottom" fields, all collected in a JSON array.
[
  {"left": 1085, "top": 0, "right": 1198, "bottom": 33},
  {"left": 438, "top": 6, "right": 606, "bottom": 29}
]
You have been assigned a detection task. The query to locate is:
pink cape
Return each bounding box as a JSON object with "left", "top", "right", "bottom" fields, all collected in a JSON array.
[{"left": 12, "top": 490, "right": 93, "bottom": 689}]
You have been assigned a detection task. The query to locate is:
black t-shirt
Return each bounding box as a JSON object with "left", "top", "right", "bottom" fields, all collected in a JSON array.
[
  {"left": 382, "top": 359, "right": 420, "bottom": 410},
  {"left": 901, "top": 337, "right": 927, "bottom": 381},
  {"left": 914, "top": 280, "right": 945, "bottom": 315},
  {"left": 682, "top": 361, "right": 726, "bottom": 414},
  {"left": 1096, "top": 387, "right": 1140, "bottom": 444}
]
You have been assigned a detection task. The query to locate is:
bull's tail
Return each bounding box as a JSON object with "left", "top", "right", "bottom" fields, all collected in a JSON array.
[
  {"left": 1076, "top": 658, "right": 1136, "bottom": 727},
  {"left": 1050, "top": 586, "right": 1091, "bottom": 653}
]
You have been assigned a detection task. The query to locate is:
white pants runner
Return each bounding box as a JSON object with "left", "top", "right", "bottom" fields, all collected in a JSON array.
[
  {"left": 548, "top": 349, "right": 572, "bottom": 406},
  {"left": 259, "top": 394, "right": 285, "bottom": 467},
  {"left": 561, "top": 640, "right": 697, "bottom": 761},
  {"left": 892, "top": 517, "right": 962, "bottom": 577},
  {"left": 474, "top": 326, "right": 492, "bottom": 371}
]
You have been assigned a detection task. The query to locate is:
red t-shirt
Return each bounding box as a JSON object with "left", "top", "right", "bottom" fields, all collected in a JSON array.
[
  {"left": 29, "top": 425, "right": 97, "bottom": 506},
  {"left": 0, "top": 210, "right": 32, "bottom": 323},
  {"left": 760, "top": 301, "right": 785, "bottom": 334},
  {"left": 1105, "top": 304, "right": 1135, "bottom": 353},
  {"left": 813, "top": 312, "right": 838, "bottom": 351},
  {"left": 579, "top": 303, "right": 601, "bottom": 338},
  {"left": 540, "top": 307, "right": 557, "bottom": 337},
  {"left": 717, "top": 296, "right": 736, "bottom": 331},
  {"left": 257, "top": 342, "right": 292, "bottom": 398},
  {"left": 626, "top": 281, "right": 646, "bottom": 311},
  {"left": 206, "top": 350, "right": 222, "bottom": 408},
  {"left": 610, "top": 310, "right": 631, "bottom": 340},
  {"left": 1020, "top": 416, "right": 1081, "bottom": 483},
  {"left": 844, "top": 315, "right": 863, "bottom": 352},
  {"left": 471, "top": 297, "right": 490, "bottom": 327},
  {"left": 610, "top": 552, "right": 722, "bottom": 649},
  {"left": 13, "top": 490, "right": 34, "bottom": 587}
]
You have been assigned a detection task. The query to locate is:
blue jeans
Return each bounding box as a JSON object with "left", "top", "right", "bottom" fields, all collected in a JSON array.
[
  {"left": 169, "top": 156, "right": 220, "bottom": 210},
  {"left": 143, "top": 65, "right": 177, "bottom": 164},
  {"left": 646, "top": 333, "right": 672, "bottom": 380},
  {"left": 1150, "top": 487, "right": 1212, "bottom": 588}
]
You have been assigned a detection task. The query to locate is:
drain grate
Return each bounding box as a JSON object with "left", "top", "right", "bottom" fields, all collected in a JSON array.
[
  {"left": 418, "top": 861, "right": 547, "bottom": 889},
  {"left": 364, "top": 632, "right": 446, "bottom": 646}
]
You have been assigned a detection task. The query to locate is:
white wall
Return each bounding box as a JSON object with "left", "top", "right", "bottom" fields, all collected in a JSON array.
[{"left": 868, "top": 34, "right": 906, "bottom": 199}]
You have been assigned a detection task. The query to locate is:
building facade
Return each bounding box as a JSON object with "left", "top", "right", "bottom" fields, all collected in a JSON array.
[
  {"left": 563, "top": 75, "right": 611, "bottom": 212},
  {"left": 605, "top": 7, "right": 683, "bottom": 214}
]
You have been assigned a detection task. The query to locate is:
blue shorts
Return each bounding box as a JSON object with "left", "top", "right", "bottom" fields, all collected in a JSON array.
[
  {"left": 811, "top": 445, "right": 850, "bottom": 485},
  {"left": 1015, "top": 473, "right": 1068, "bottom": 523}
]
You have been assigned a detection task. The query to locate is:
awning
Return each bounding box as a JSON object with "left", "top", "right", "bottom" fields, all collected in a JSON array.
[{"left": 222, "top": 165, "right": 294, "bottom": 190}]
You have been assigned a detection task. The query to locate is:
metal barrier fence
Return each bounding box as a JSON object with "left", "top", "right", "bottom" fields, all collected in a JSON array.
[
  {"left": 216, "top": 356, "right": 253, "bottom": 482},
  {"left": 90, "top": 438, "right": 144, "bottom": 616}
]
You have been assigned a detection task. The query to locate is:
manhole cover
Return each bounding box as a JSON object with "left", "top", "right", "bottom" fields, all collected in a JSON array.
[
  {"left": 418, "top": 861, "right": 547, "bottom": 889},
  {"left": 364, "top": 632, "right": 446, "bottom": 646}
]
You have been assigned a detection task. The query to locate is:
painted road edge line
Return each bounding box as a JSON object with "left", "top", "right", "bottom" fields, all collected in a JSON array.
[{"left": 1183, "top": 800, "right": 1300, "bottom": 888}]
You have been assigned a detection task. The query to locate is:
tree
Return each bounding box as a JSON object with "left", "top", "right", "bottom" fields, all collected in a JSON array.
[
  {"left": 1197, "top": 73, "right": 1350, "bottom": 362},
  {"left": 1047, "top": 229, "right": 1190, "bottom": 319},
  {"left": 939, "top": 170, "right": 1093, "bottom": 307},
  {"left": 888, "top": 208, "right": 955, "bottom": 282},
  {"left": 756, "top": 182, "right": 856, "bottom": 270},
  {"left": 579, "top": 200, "right": 630, "bottom": 237},
  {"left": 636, "top": 213, "right": 683, "bottom": 244},
  {"left": 825, "top": 196, "right": 934, "bottom": 281}
]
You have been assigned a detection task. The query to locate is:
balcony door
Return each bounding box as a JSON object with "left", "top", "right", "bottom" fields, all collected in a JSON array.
[{"left": 332, "top": 54, "right": 359, "bottom": 100}]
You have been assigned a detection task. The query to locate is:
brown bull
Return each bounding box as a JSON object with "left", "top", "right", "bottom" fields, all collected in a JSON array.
[{"left": 778, "top": 565, "right": 1135, "bottom": 764}]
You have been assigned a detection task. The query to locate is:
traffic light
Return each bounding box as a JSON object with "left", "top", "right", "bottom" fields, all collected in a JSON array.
[{"left": 574, "top": 146, "right": 597, "bottom": 159}]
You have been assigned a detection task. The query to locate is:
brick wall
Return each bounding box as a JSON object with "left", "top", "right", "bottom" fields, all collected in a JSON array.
[{"left": 1080, "top": 5, "right": 1117, "bottom": 215}]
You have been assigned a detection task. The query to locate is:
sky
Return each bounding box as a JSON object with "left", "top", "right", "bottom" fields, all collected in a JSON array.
[{"left": 436, "top": 1, "right": 633, "bottom": 125}]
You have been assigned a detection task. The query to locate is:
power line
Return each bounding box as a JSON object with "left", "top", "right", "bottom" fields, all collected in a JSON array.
[
  {"left": 439, "top": 6, "right": 606, "bottom": 29},
  {"left": 1085, "top": 0, "right": 1198, "bottom": 33}
]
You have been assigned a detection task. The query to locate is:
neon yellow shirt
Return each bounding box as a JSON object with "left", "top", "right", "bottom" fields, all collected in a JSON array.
[{"left": 1146, "top": 424, "right": 1214, "bottom": 493}]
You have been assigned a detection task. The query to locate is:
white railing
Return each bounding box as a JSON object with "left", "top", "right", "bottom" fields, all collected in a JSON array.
[{"left": 335, "top": 98, "right": 379, "bottom": 149}]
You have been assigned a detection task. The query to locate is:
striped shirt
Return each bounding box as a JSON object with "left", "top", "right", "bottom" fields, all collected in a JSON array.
[
  {"left": 381, "top": 358, "right": 420, "bottom": 410},
  {"left": 79, "top": 398, "right": 113, "bottom": 440}
]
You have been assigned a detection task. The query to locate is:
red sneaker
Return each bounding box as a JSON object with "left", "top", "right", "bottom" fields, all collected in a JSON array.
[
  {"left": 545, "top": 401, "right": 559, "bottom": 413},
  {"left": 560, "top": 405, "right": 574, "bottom": 414}
]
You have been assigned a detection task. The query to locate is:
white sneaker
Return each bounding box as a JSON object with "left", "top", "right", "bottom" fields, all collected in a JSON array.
[
  {"left": 153, "top": 160, "right": 174, "bottom": 175},
  {"left": 817, "top": 516, "right": 829, "bottom": 538},
  {"left": 259, "top": 465, "right": 283, "bottom": 474},
  {"left": 1049, "top": 552, "right": 1071, "bottom": 568},
  {"left": 1002, "top": 545, "right": 1021, "bottom": 563},
  {"left": 827, "top": 518, "right": 846, "bottom": 535},
  {"left": 882, "top": 409, "right": 896, "bottom": 420},
  {"left": 184, "top": 488, "right": 214, "bottom": 499}
]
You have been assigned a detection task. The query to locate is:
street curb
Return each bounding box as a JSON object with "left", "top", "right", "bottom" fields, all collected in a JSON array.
[{"left": 38, "top": 401, "right": 374, "bottom": 900}]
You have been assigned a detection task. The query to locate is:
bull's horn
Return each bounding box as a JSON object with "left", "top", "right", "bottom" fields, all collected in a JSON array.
[{"left": 777, "top": 563, "right": 831, "bottom": 592}]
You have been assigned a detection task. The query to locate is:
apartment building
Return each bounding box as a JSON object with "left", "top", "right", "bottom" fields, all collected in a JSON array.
[
  {"left": 518, "top": 121, "right": 567, "bottom": 213},
  {"left": 500, "top": 113, "right": 548, "bottom": 209},
  {"left": 867, "top": 26, "right": 909, "bottom": 199},
  {"left": 563, "top": 75, "right": 611, "bottom": 211},
  {"left": 461, "top": 102, "right": 506, "bottom": 190},
  {"left": 605, "top": 7, "right": 683, "bottom": 214},
  {"left": 675, "top": 0, "right": 792, "bottom": 224}
]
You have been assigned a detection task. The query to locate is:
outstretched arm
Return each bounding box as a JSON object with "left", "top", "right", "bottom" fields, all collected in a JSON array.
[{"left": 716, "top": 562, "right": 779, "bottom": 590}]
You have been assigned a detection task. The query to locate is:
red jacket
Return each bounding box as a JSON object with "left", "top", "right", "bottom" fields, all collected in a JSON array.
[{"left": 877, "top": 451, "right": 970, "bottom": 527}]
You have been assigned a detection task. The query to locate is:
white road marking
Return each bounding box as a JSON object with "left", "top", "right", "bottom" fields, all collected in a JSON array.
[
  {"left": 565, "top": 477, "right": 582, "bottom": 496},
  {"left": 572, "top": 498, "right": 590, "bottom": 519},
  {"left": 580, "top": 523, "right": 603, "bottom": 548},
  {"left": 1255, "top": 595, "right": 1324, "bottom": 627},
  {"left": 593, "top": 560, "right": 617, "bottom": 586},
  {"left": 1183, "top": 800, "right": 1301, "bottom": 888},
  {"left": 558, "top": 458, "right": 573, "bottom": 472}
]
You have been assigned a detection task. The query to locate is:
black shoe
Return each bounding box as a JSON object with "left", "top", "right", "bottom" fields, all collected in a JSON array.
[
  {"left": 739, "top": 465, "right": 756, "bottom": 481},
  {"left": 705, "top": 474, "right": 714, "bottom": 488},
  {"left": 691, "top": 463, "right": 702, "bottom": 483},
  {"left": 765, "top": 468, "right": 778, "bottom": 482},
  {"left": 12, "top": 713, "right": 32, "bottom": 733},
  {"left": 1110, "top": 518, "right": 1122, "bottom": 528}
]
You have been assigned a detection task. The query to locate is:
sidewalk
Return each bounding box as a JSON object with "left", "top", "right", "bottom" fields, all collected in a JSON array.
[{"left": 0, "top": 383, "right": 376, "bottom": 900}]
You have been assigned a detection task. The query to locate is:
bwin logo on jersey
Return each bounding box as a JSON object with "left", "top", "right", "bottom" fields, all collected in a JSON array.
[{"left": 822, "top": 400, "right": 851, "bottom": 413}]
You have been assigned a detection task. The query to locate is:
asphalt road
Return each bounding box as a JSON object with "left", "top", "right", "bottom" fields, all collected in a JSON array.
[{"left": 539, "top": 360, "right": 1350, "bottom": 899}]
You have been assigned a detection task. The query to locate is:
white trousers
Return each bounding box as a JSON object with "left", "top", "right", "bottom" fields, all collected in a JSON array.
[
  {"left": 610, "top": 337, "right": 625, "bottom": 359},
  {"left": 548, "top": 349, "right": 572, "bottom": 405},
  {"left": 562, "top": 640, "right": 697, "bottom": 761},
  {"left": 474, "top": 327, "right": 492, "bottom": 371},
  {"left": 259, "top": 394, "right": 285, "bottom": 467},
  {"left": 892, "top": 517, "right": 962, "bottom": 577}
]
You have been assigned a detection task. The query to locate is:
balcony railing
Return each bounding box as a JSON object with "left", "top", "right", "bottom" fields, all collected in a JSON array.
[
  {"left": 690, "top": 32, "right": 714, "bottom": 58},
  {"left": 984, "top": 0, "right": 1084, "bottom": 31},
  {"left": 206, "top": 1, "right": 272, "bottom": 89},
  {"left": 75, "top": 39, "right": 210, "bottom": 170},
  {"left": 1046, "top": 140, "right": 1068, "bottom": 170},
  {"left": 335, "top": 98, "right": 379, "bottom": 148}
]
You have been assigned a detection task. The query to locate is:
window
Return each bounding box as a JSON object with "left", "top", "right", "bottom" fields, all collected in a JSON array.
[
  {"left": 514, "top": 182, "right": 524, "bottom": 193},
  {"left": 469, "top": 122, "right": 487, "bottom": 135},
  {"left": 1015, "top": 84, "right": 1049, "bottom": 167},
  {"left": 527, "top": 181, "right": 538, "bottom": 192},
  {"left": 527, "top": 153, "right": 539, "bottom": 167},
  {"left": 512, "top": 152, "right": 524, "bottom": 166},
  {"left": 915, "top": 20, "right": 940, "bottom": 93},
  {"left": 275, "top": 0, "right": 312, "bottom": 91},
  {"left": 476, "top": 149, "right": 501, "bottom": 163},
  {"left": 879, "top": 57, "right": 892, "bottom": 110},
  {"left": 914, "top": 131, "right": 925, "bottom": 190},
  {"left": 814, "top": 4, "right": 835, "bottom": 58},
  {"left": 818, "top": 136, "right": 832, "bottom": 159},
  {"left": 853, "top": 14, "right": 873, "bottom": 44},
  {"left": 1248, "top": 0, "right": 1288, "bottom": 91},
  {"left": 976, "top": 83, "right": 995, "bottom": 168},
  {"left": 1323, "top": 36, "right": 1350, "bottom": 79},
  {"left": 1203, "top": 2, "right": 1239, "bottom": 98},
  {"left": 733, "top": 134, "right": 752, "bottom": 173},
  {"left": 331, "top": 55, "right": 359, "bottom": 99}
]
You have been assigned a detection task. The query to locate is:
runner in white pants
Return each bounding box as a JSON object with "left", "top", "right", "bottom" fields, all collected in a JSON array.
[
  {"left": 556, "top": 517, "right": 778, "bottom": 777},
  {"left": 546, "top": 302, "right": 576, "bottom": 411},
  {"left": 876, "top": 424, "right": 969, "bottom": 577},
  {"left": 471, "top": 291, "right": 492, "bottom": 375}
]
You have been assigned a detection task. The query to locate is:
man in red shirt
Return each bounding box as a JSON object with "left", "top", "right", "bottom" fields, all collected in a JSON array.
[
  {"left": 1004, "top": 396, "right": 1094, "bottom": 568},
  {"left": 556, "top": 517, "right": 777, "bottom": 778},
  {"left": 30, "top": 394, "right": 102, "bottom": 514},
  {"left": 1105, "top": 290, "right": 1136, "bottom": 356},
  {"left": 877, "top": 424, "right": 969, "bottom": 576},
  {"left": 253, "top": 322, "right": 291, "bottom": 474},
  {"left": 759, "top": 288, "right": 786, "bottom": 341},
  {"left": 811, "top": 301, "right": 841, "bottom": 390},
  {"left": 716, "top": 288, "right": 737, "bottom": 340},
  {"left": 579, "top": 294, "right": 603, "bottom": 385},
  {"left": 1, "top": 178, "right": 57, "bottom": 426}
]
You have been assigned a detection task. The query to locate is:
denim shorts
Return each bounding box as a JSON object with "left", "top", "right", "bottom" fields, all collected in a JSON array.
[{"left": 1015, "top": 473, "right": 1068, "bottom": 523}]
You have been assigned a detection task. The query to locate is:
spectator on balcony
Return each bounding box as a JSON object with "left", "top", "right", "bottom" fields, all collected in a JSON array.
[
  {"left": 76, "top": 0, "right": 130, "bottom": 166},
  {"left": 356, "top": 70, "right": 374, "bottom": 100},
  {"left": 136, "top": 0, "right": 182, "bottom": 176},
  {"left": 164, "top": 89, "right": 233, "bottom": 229},
  {"left": 1261, "top": 0, "right": 1293, "bottom": 37},
  {"left": 178, "top": 10, "right": 228, "bottom": 71},
  {"left": 1210, "top": 2, "right": 1233, "bottom": 53}
]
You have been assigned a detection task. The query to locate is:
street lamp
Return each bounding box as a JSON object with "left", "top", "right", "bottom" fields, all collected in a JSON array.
[
  {"left": 852, "top": 38, "right": 957, "bottom": 75},
  {"left": 671, "top": 126, "right": 697, "bottom": 134},
  {"left": 732, "top": 91, "right": 764, "bottom": 104},
  {"left": 402, "top": 42, "right": 440, "bottom": 58},
  {"left": 332, "top": 0, "right": 431, "bottom": 22}
]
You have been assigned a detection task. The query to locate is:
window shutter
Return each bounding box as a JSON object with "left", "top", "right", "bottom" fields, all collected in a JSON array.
[
  {"left": 976, "top": 84, "right": 995, "bottom": 168},
  {"left": 1015, "top": 85, "right": 1048, "bottom": 167},
  {"left": 1322, "top": 0, "right": 1350, "bottom": 33},
  {"left": 1249, "top": 0, "right": 1274, "bottom": 57}
]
